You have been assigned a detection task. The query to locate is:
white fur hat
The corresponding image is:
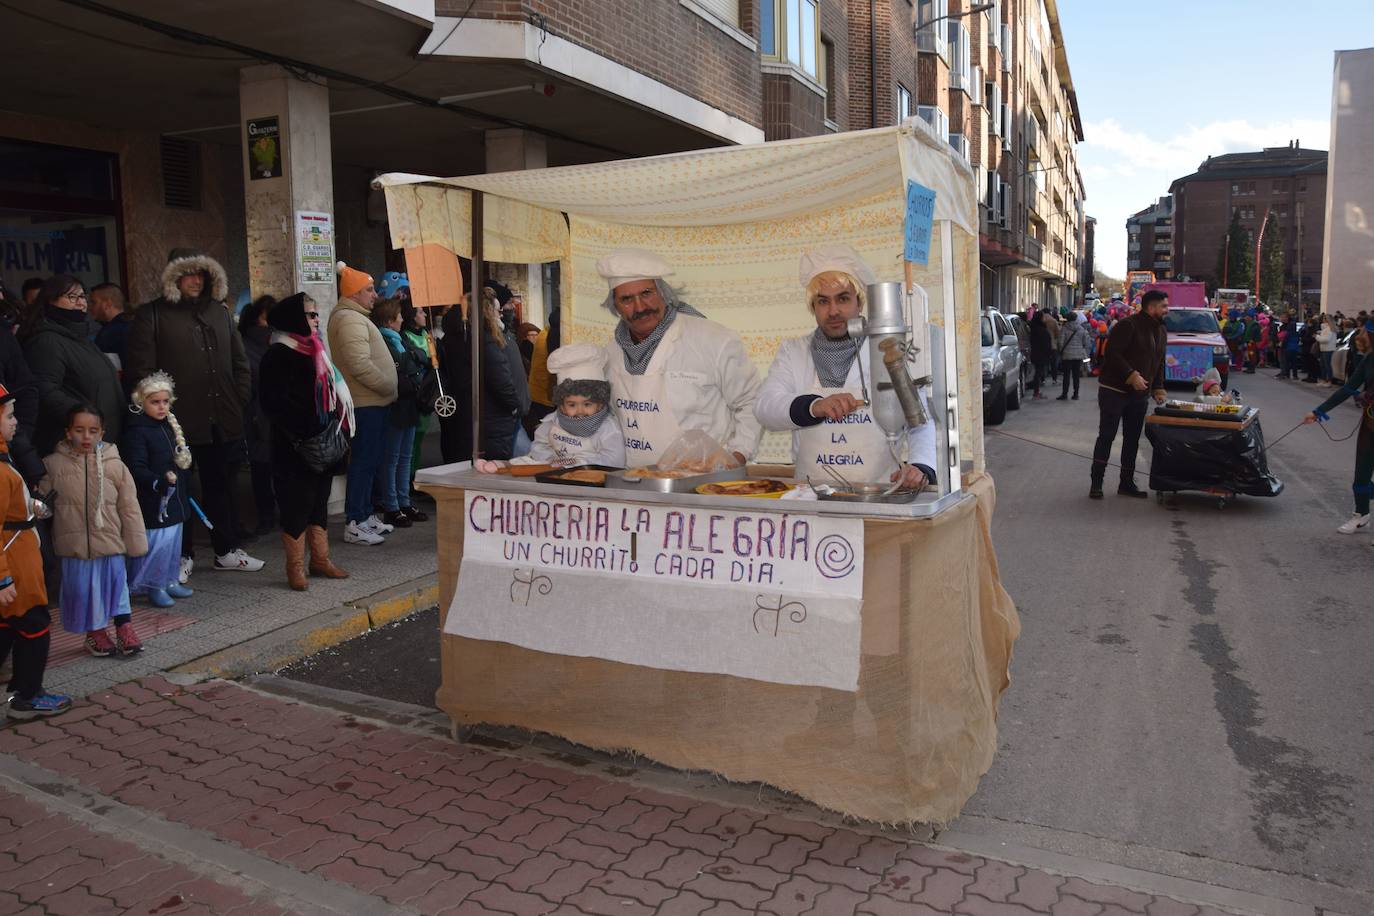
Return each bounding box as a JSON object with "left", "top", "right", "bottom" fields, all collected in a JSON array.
[
  {"left": 546, "top": 342, "right": 607, "bottom": 383},
  {"left": 799, "top": 244, "right": 878, "bottom": 288},
  {"left": 595, "top": 249, "right": 674, "bottom": 291}
]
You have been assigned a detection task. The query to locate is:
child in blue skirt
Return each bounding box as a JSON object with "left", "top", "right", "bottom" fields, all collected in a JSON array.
[
  {"left": 123, "top": 372, "right": 195, "bottom": 608},
  {"left": 40, "top": 404, "right": 148, "bottom": 657}
]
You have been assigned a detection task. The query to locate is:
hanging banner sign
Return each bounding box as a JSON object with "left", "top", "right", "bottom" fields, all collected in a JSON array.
[{"left": 446, "top": 491, "right": 866, "bottom": 690}]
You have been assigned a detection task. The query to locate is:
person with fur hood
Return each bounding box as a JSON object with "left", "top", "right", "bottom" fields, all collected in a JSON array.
[
  {"left": 39, "top": 404, "right": 148, "bottom": 657},
  {"left": 126, "top": 249, "right": 263, "bottom": 575}
]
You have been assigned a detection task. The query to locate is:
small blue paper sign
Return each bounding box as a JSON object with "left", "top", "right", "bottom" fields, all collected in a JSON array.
[{"left": 904, "top": 180, "right": 937, "bottom": 265}]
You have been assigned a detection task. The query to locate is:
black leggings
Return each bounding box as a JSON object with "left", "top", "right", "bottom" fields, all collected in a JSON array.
[
  {"left": 1061, "top": 359, "right": 1083, "bottom": 397},
  {"left": 0, "top": 605, "right": 52, "bottom": 700}
]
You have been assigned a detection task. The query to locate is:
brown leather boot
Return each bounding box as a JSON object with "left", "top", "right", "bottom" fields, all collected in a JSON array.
[
  {"left": 306, "top": 525, "right": 349, "bottom": 579},
  {"left": 282, "top": 533, "right": 308, "bottom": 591}
]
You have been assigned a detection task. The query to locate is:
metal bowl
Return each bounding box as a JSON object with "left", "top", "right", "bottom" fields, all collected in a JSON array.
[{"left": 813, "top": 483, "right": 921, "bottom": 504}]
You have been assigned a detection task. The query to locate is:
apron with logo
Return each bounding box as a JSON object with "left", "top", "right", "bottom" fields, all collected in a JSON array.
[
  {"left": 794, "top": 365, "right": 900, "bottom": 485},
  {"left": 612, "top": 368, "right": 688, "bottom": 468},
  {"left": 546, "top": 425, "right": 594, "bottom": 465}
]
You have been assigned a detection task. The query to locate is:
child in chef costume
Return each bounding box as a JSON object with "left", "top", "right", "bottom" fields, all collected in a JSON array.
[
  {"left": 477, "top": 342, "right": 626, "bottom": 470},
  {"left": 1193, "top": 367, "right": 1234, "bottom": 405}
]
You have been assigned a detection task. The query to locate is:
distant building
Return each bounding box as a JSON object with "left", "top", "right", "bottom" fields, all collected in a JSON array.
[
  {"left": 1321, "top": 47, "right": 1374, "bottom": 314},
  {"left": 1169, "top": 145, "right": 1327, "bottom": 298},
  {"left": 1080, "top": 215, "right": 1095, "bottom": 292},
  {"left": 1125, "top": 196, "right": 1173, "bottom": 278}
]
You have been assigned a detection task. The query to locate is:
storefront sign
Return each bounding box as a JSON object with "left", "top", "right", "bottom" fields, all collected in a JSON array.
[
  {"left": 295, "top": 211, "right": 334, "bottom": 284},
  {"left": 447, "top": 491, "right": 865, "bottom": 690},
  {"left": 246, "top": 117, "right": 281, "bottom": 180}
]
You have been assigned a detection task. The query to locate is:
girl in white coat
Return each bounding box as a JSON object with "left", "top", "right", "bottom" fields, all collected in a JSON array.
[
  {"left": 754, "top": 246, "right": 936, "bottom": 489},
  {"left": 477, "top": 343, "right": 626, "bottom": 469}
]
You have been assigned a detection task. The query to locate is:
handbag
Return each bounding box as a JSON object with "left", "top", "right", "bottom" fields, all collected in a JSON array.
[{"left": 292, "top": 413, "right": 349, "bottom": 473}]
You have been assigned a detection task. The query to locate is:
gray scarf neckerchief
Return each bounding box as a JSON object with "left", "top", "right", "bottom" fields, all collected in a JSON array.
[
  {"left": 555, "top": 406, "right": 609, "bottom": 438},
  {"left": 614, "top": 302, "right": 705, "bottom": 375},
  {"left": 810, "top": 327, "right": 861, "bottom": 388}
]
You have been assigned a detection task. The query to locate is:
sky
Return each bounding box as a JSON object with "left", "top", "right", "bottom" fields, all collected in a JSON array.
[{"left": 1055, "top": 0, "right": 1374, "bottom": 279}]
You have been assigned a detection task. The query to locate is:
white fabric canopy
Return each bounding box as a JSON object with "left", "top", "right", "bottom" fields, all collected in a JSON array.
[{"left": 379, "top": 123, "right": 984, "bottom": 471}]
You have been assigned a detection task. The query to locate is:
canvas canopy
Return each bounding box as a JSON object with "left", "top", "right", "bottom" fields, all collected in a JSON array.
[{"left": 379, "top": 122, "right": 984, "bottom": 470}]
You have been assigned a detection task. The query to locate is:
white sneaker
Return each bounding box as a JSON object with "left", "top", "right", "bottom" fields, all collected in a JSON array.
[
  {"left": 345, "top": 520, "right": 385, "bottom": 545},
  {"left": 214, "top": 549, "right": 265, "bottom": 571},
  {"left": 362, "top": 514, "right": 394, "bottom": 535},
  {"left": 179, "top": 556, "right": 194, "bottom": 584},
  {"left": 1337, "top": 513, "right": 1370, "bottom": 535}
]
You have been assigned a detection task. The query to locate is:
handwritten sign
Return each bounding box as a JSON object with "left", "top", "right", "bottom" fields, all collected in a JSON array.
[
  {"left": 446, "top": 491, "right": 865, "bottom": 690},
  {"left": 904, "top": 180, "right": 937, "bottom": 265}
]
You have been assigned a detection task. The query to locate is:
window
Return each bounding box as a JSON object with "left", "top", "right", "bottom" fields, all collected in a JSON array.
[
  {"left": 686, "top": 0, "right": 740, "bottom": 29},
  {"left": 916, "top": 0, "right": 948, "bottom": 58},
  {"left": 987, "top": 82, "right": 1002, "bottom": 133},
  {"left": 820, "top": 38, "right": 836, "bottom": 122},
  {"left": 1272, "top": 179, "right": 1289, "bottom": 193},
  {"left": 948, "top": 21, "right": 971, "bottom": 92},
  {"left": 917, "top": 104, "right": 948, "bottom": 141},
  {"left": 1233, "top": 205, "right": 1256, "bottom": 220},
  {"left": 1000, "top": 23, "right": 1011, "bottom": 72},
  {"left": 1231, "top": 180, "right": 1256, "bottom": 196},
  {"left": 897, "top": 84, "right": 913, "bottom": 124},
  {"left": 970, "top": 65, "right": 982, "bottom": 105},
  {"left": 761, "top": 0, "right": 819, "bottom": 78},
  {"left": 949, "top": 133, "right": 969, "bottom": 161}
]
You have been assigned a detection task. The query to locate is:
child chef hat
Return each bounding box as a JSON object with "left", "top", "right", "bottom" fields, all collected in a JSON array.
[
  {"left": 595, "top": 249, "right": 674, "bottom": 291},
  {"left": 548, "top": 343, "right": 610, "bottom": 406},
  {"left": 799, "top": 244, "right": 878, "bottom": 288}
]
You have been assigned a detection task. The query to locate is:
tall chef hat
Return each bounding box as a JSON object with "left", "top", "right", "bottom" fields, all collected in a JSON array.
[
  {"left": 595, "top": 249, "right": 674, "bottom": 291},
  {"left": 547, "top": 342, "right": 610, "bottom": 406},
  {"left": 799, "top": 244, "right": 878, "bottom": 289}
]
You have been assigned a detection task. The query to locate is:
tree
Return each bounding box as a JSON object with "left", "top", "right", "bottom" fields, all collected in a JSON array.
[
  {"left": 1093, "top": 269, "right": 1122, "bottom": 298},
  {"left": 1260, "top": 219, "right": 1286, "bottom": 306},
  {"left": 1214, "top": 211, "right": 1253, "bottom": 292}
]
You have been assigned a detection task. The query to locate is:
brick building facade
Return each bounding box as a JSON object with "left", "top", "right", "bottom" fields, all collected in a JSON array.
[
  {"left": 1, "top": 0, "right": 1086, "bottom": 313},
  {"left": 1169, "top": 145, "right": 1328, "bottom": 300},
  {"left": 1126, "top": 196, "right": 1173, "bottom": 278}
]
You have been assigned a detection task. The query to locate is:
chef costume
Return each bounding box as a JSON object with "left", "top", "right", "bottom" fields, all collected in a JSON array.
[
  {"left": 754, "top": 245, "right": 937, "bottom": 485},
  {"left": 514, "top": 343, "right": 626, "bottom": 467},
  {"left": 599, "top": 249, "right": 762, "bottom": 468}
]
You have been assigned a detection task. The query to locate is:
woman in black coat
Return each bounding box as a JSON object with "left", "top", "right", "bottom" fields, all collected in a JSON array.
[
  {"left": 477, "top": 299, "right": 530, "bottom": 460},
  {"left": 258, "top": 293, "right": 349, "bottom": 591},
  {"left": 1028, "top": 311, "right": 1054, "bottom": 400}
]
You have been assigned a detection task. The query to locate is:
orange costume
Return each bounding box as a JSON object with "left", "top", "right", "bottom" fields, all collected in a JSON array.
[{"left": 0, "top": 435, "right": 46, "bottom": 620}]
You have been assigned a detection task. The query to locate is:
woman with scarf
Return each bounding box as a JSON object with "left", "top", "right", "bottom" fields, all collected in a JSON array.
[
  {"left": 754, "top": 245, "right": 935, "bottom": 489},
  {"left": 372, "top": 297, "right": 429, "bottom": 528},
  {"left": 258, "top": 293, "right": 351, "bottom": 590},
  {"left": 20, "top": 275, "right": 124, "bottom": 456}
]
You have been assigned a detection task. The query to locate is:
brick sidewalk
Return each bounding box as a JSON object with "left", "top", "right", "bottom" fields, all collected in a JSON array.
[{"left": 0, "top": 678, "right": 1237, "bottom": 915}]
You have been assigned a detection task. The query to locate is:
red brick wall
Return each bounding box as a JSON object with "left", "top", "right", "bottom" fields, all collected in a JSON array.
[
  {"left": 762, "top": 72, "right": 826, "bottom": 140},
  {"left": 820, "top": 0, "right": 850, "bottom": 128},
  {"left": 438, "top": 1, "right": 763, "bottom": 129}
]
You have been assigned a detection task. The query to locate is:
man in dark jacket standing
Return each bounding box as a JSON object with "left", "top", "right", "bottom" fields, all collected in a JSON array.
[
  {"left": 126, "top": 250, "right": 263, "bottom": 573},
  {"left": 1090, "top": 289, "right": 1169, "bottom": 499}
]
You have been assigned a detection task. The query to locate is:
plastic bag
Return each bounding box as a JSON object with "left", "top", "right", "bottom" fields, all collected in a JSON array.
[{"left": 655, "top": 429, "right": 739, "bottom": 473}]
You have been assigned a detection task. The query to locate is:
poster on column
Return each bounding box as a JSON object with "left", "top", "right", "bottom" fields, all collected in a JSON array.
[
  {"left": 446, "top": 491, "right": 866, "bottom": 690},
  {"left": 295, "top": 211, "right": 334, "bottom": 284}
]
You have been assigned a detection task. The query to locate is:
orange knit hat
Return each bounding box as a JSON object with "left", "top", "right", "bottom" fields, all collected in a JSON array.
[{"left": 336, "top": 261, "right": 374, "bottom": 299}]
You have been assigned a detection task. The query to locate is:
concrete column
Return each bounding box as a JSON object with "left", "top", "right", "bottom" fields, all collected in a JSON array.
[
  {"left": 240, "top": 64, "right": 336, "bottom": 315},
  {"left": 486, "top": 129, "right": 548, "bottom": 325}
]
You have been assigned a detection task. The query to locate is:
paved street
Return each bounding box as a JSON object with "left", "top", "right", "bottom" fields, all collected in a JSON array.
[{"left": 967, "top": 368, "right": 1372, "bottom": 913}]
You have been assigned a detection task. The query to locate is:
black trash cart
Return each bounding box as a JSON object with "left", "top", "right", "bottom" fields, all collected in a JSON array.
[{"left": 1145, "top": 406, "right": 1283, "bottom": 508}]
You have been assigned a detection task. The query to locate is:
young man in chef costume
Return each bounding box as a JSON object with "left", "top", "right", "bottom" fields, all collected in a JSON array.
[
  {"left": 754, "top": 245, "right": 936, "bottom": 489},
  {"left": 599, "top": 249, "right": 762, "bottom": 468}
]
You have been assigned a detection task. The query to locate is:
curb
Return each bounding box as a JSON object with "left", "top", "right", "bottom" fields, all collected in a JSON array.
[{"left": 171, "top": 573, "right": 438, "bottom": 681}]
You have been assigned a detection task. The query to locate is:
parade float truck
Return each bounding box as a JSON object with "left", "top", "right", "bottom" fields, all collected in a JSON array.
[{"left": 1146, "top": 281, "right": 1230, "bottom": 387}]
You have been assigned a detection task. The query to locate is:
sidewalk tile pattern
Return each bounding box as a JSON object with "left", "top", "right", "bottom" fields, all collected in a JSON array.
[{"left": 0, "top": 678, "right": 1235, "bottom": 916}]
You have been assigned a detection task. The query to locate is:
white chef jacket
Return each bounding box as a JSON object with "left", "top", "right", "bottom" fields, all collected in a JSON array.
[
  {"left": 754, "top": 334, "right": 937, "bottom": 473},
  {"left": 513, "top": 411, "right": 627, "bottom": 467},
  {"left": 605, "top": 313, "right": 763, "bottom": 461}
]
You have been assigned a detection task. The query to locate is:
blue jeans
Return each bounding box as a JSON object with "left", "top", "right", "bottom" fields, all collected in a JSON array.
[
  {"left": 375, "top": 422, "right": 416, "bottom": 512},
  {"left": 345, "top": 406, "right": 389, "bottom": 523},
  {"left": 1320, "top": 351, "right": 1334, "bottom": 381}
]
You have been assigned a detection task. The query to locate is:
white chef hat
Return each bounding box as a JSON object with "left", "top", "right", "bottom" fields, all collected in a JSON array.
[
  {"left": 546, "top": 342, "right": 607, "bottom": 383},
  {"left": 595, "top": 249, "right": 674, "bottom": 291},
  {"left": 799, "top": 244, "right": 878, "bottom": 289}
]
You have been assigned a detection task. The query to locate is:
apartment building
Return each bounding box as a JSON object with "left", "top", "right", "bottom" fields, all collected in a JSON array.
[
  {"left": 1169, "top": 144, "right": 1328, "bottom": 299},
  {"left": 1126, "top": 196, "right": 1174, "bottom": 278},
  {"left": 1, "top": 0, "right": 1085, "bottom": 313},
  {"left": 908, "top": 0, "right": 1085, "bottom": 312}
]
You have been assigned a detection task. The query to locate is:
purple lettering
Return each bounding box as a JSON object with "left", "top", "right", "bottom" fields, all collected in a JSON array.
[{"left": 468, "top": 495, "right": 488, "bottom": 532}]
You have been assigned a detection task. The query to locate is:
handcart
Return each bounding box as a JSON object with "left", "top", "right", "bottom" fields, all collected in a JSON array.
[{"left": 1144, "top": 402, "right": 1283, "bottom": 508}]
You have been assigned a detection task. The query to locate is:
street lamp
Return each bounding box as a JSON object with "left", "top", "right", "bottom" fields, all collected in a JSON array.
[{"left": 914, "top": 3, "right": 995, "bottom": 39}]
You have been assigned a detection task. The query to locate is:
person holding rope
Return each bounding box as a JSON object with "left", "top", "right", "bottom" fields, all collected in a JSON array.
[{"left": 1304, "top": 319, "right": 1374, "bottom": 538}]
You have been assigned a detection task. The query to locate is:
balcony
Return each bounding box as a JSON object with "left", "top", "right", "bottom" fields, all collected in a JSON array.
[{"left": 1024, "top": 235, "right": 1043, "bottom": 266}]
